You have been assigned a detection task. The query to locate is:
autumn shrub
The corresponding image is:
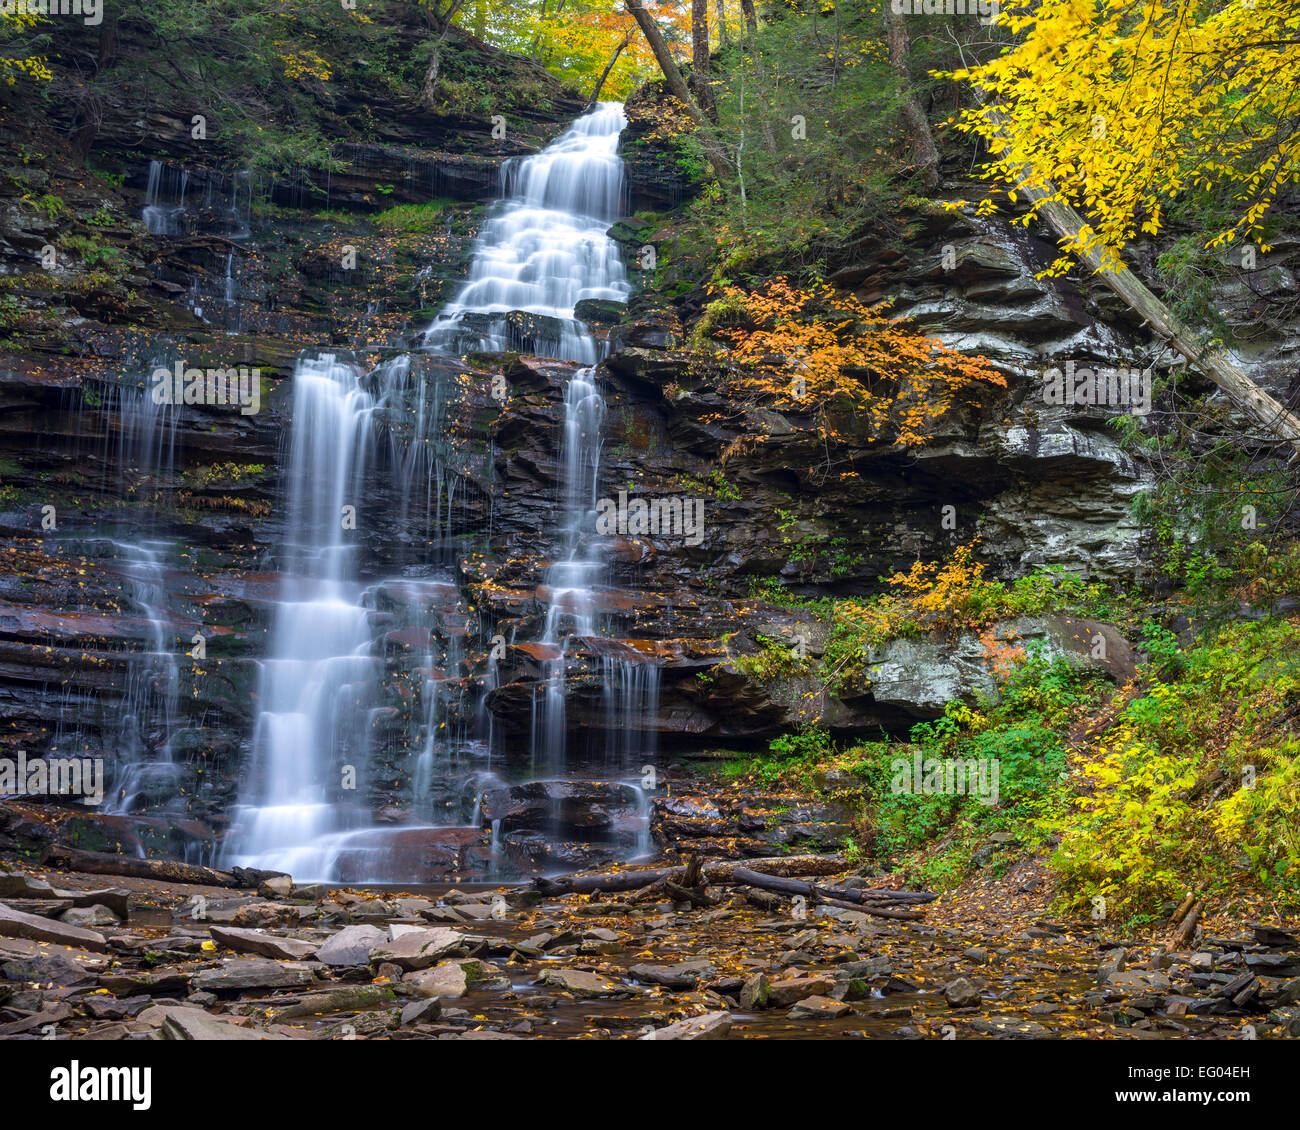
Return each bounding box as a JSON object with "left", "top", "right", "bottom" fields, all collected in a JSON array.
[
  {"left": 1050, "top": 618, "right": 1300, "bottom": 919},
  {"left": 843, "top": 657, "right": 1101, "bottom": 885},
  {"left": 703, "top": 278, "right": 1006, "bottom": 448}
]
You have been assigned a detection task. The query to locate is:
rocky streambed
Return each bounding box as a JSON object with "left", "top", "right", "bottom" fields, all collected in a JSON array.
[{"left": 3, "top": 858, "right": 1298, "bottom": 1041}]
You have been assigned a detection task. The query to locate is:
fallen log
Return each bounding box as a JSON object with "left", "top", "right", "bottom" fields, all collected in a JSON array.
[
  {"left": 665, "top": 880, "right": 719, "bottom": 908},
  {"left": 1166, "top": 899, "right": 1202, "bottom": 953},
  {"left": 42, "top": 845, "right": 285, "bottom": 890},
  {"left": 815, "top": 895, "right": 926, "bottom": 922},
  {"left": 534, "top": 855, "right": 856, "bottom": 896},
  {"left": 728, "top": 868, "right": 927, "bottom": 920},
  {"left": 534, "top": 857, "right": 936, "bottom": 909}
]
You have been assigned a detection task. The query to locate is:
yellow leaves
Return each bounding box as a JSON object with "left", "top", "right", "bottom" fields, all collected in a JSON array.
[
  {"left": 946, "top": 0, "right": 1300, "bottom": 272},
  {"left": 277, "top": 45, "right": 332, "bottom": 83}
]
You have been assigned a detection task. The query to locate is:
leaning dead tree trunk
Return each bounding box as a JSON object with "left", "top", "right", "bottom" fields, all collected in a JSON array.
[
  {"left": 588, "top": 31, "right": 632, "bottom": 108},
  {"left": 624, "top": 0, "right": 733, "bottom": 178},
  {"left": 419, "top": 0, "right": 471, "bottom": 111},
  {"left": 884, "top": 7, "right": 939, "bottom": 191},
  {"left": 984, "top": 106, "right": 1300, "bottom": 458}
]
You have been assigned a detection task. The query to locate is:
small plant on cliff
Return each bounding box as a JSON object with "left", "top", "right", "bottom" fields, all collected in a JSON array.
[{"left": 734, "top": 633, "right": 816, "bottom": 682}]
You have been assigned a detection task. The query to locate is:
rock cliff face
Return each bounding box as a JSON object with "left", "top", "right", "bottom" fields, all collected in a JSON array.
[{"left": 2, "top": 46, "right": 1292, "bottom": 872}]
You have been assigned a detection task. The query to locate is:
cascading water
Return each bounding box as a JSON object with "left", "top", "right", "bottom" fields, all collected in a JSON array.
[
  {"left": 421, "top": 103, "right": 630, "bottom": 364},
  {"left": 221, "top": 102, "right": 655, "bottom": 879},
  {"left": 221, "top": 354, "right": 383, "bottom": 877}
]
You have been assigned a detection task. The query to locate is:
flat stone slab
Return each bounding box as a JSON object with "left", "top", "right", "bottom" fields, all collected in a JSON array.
[
  {"left": 98, "top": 967, "right": 194, "bottom": 996},
  {"left": 766, "top": 976, "right": 834, "bottom": 1007},
  {"left": 538, "top": 968, "right": 632, "bottom": 999},
  {"left": 192, "top": 958, "right": 319, "bottom": 993},
  {"left": 209, "top": 926, "right": 320, "bottom": 961},
  {"left": 141, "top": 1004, "right": 293, "bottom": 1041},
  {"left": 0, "top": 901, "right": 108, "bottom": 951},
  {"left": 628, "top": 960, "right": 715, "bottom": 989},
  {"left": 369, "top": 927, "right": 469, "bottom": 971},
  {"left": 787, "top": 995, "right": 852, "bottom": 1020},
  {"left": 640, "top": 1010, "right": 733, "bottom": 1040},
  {"left": 315, "top": 925, "right": 386, "bottom": 966}
]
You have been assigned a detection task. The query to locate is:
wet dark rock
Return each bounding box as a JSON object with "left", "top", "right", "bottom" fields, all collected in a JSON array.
[
  {"left": 2, "top": 950, "right": 91, "bottom": 984},
  {"left": 400, "top": 996, "right": 444, "bottom": 1027},
  {"left": 943, "top": 977, "right": 982, "bottom": 1008}
]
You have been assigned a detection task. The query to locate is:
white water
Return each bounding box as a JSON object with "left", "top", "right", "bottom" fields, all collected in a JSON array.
[
  {"left": 103, "top": 540, "right": 183, "bottom": 814},
  {"left": 221, "top": 103, "right": 657, "bottom": 879},
  {"left": 221, "top": 354, "right": 383, "bottom": 875},
  {"left": 421, "top": 102, "right": 630, "bottom": 363}
]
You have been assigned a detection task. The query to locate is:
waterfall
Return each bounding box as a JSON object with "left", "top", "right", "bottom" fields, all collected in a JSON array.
[
  {"left": 421, "top": 102, "right": 630, "bottom": 363},
  {"left": 221, "top": 354, "right": 383, "bottom": 877},
  {"left": 102, "top": 540, "right": 183, "bottom": 815},
  {"left": 220, "top": 102, "right": 657, "bottom": 880}
]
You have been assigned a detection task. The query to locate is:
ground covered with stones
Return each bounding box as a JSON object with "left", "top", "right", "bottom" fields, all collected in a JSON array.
[{"left": 2, "top": 858, "right": 1297, "bottom": 1041}]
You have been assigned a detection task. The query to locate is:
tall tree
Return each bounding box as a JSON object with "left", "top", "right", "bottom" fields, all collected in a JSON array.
[
  {"left": 624, "top": 0, "right": 732, "bottom": 176},
  {"left": 691, "top": 0, "right": 716, "bottom": 120},
  {"left": 883, "top": 6, "right": 938, "bottom": 190}
]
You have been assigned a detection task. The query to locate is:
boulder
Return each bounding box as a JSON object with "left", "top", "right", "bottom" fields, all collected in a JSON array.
[
  {"left": 628, "top": 960, "right": 715, "bottom": 989},
  {"left": 59, "top": 904, "right": 120, "bottom": 928},
  {"left": 766, "top": 976, "right": 834, "bottom": 1008},
  {"left": 788, "top": 995, "right": 852, "bottom": 1020},
  {"left": 368, "top": 927, "right": 469, "bottom": 971},
  {"left": 943, "top": 977, "right": 982, "bottom": 1008},
  {"left": 405, "top": 961, "right": 475, "bottom": 1000},
  {"left": 314, "top": 925, "right": 386, "bottom": 966}
]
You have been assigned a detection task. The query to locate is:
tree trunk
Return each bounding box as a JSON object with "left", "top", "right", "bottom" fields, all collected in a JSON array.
[
  {"left": 982, "top": 106, "right": 1300, "bottom": 457},
  {"left": 419, "top": 0, "right": 470, "bottom": 111},
  {"left": 692, "top": 0, "right": 716, "bottom": 121},
  {"left": 740, "top": 0, "right": 758, "bottom": 35},
  {"left": 588, "top": 31, "right": 631, "bottom": 108},
  {"left": 624, "top": 0, "right": 733, "bottom": 177},
  {"left": 885, "top": 6, "right": 939, "bottom": 191},
  {"left": 715, "top": 0, "right": 728, "bottom": 47}
]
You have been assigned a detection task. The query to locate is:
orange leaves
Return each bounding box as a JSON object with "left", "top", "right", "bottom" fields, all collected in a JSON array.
[{"left": 708, "top": 277, "right": 1005, "bottom": 447}]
